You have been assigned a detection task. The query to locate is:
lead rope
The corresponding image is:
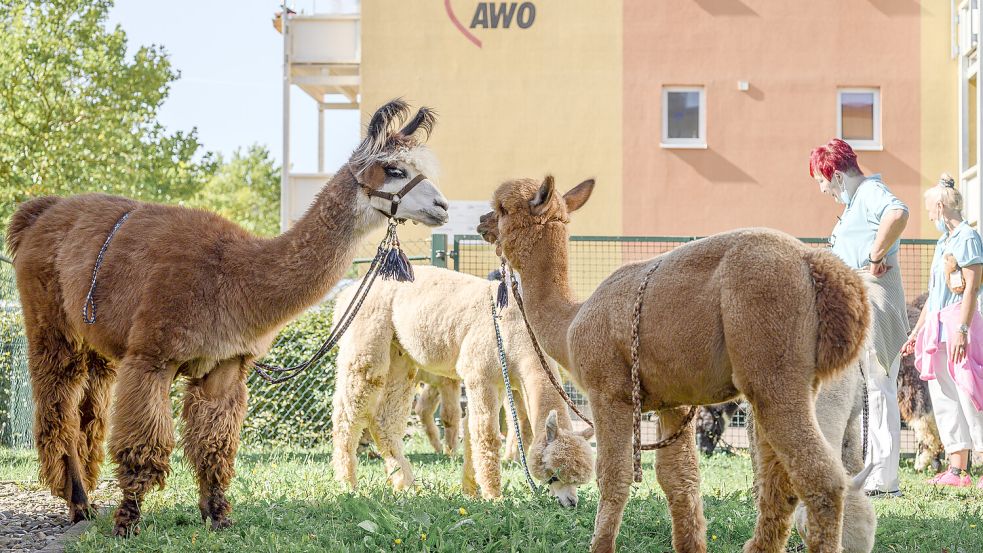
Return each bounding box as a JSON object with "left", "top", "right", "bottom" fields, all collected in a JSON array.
[
  {"left": 254, "top": 219, "right": 412, "bottom": 383},
  {"left": 83, "top": 210, "right": 132, "bottom": 324},
  {"left": 500, "top": 260, "right": 695, "bottom": 483},
  {"left": 858, "top": 357, "right": 870, "bottom": 461},
  {"left": 629, "top": 261, "right": 696, "bottom": 482},
  {"left": 491, "top": 296, "right": 539, "bottom": 493}
]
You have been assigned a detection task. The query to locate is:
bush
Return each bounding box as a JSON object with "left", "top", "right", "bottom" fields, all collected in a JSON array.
[{"left": 240, "top": 306, "right": 338, "bottom": 448}]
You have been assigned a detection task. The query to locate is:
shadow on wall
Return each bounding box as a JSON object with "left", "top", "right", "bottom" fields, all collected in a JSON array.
[
  {"left": 670, "top": 148, "right": 757, "bottom": 184},
  {"left": 861, "top": 149, "right": 922, "bottom": 200},
  {"left": 867, "top": 0, "right": 921, "bottom": 17},
  {"left": 693, "top": 0, "right": 758, "bottom": 17}
]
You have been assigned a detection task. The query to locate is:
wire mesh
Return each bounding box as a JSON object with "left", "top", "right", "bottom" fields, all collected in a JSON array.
[{"left": 454, "top": 235, "right": 938, "bottom": 453}]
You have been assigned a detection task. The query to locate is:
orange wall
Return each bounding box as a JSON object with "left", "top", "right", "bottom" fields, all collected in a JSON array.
[{"left": 623, "top": 0, "right": 922, "bottom": 238}]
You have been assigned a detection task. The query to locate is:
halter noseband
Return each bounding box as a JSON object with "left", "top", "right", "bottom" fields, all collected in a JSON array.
[{"left": 350, "top": 164, "right": 429, "bottom": 218}]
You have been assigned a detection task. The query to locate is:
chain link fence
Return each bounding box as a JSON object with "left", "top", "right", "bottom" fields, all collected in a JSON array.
[{"left": 0, "top": 235, "right": 940, "bottom": 453}]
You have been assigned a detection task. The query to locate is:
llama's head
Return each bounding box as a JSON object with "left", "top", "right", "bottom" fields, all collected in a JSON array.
[
  {"left": 794, "top": 464, "right": 876, "bottom": 553},
  {"left": 527, "top": 409, "right": 595, "bottom": 508},
  {"left": 477, "top": 176, "right": 595, "bottom": 268},
  {"left": 349, "top": 99, "right": 449, "bottom": 227}
]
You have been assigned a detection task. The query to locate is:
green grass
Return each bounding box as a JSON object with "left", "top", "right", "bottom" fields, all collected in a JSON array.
[{"left": 2, "top": 440, "right": 980, "bottom": 552}]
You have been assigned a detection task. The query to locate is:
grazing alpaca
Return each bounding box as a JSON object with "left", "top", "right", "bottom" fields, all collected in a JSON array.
[
  {"left": 748, "top": 363, "right": 877, "bottom": 553},
  {"left": 899, "top": 293, "right": 945, "bottom": 472},
  {"left": 6, "top": 100, "right": 449, "bottom": 536},
  {"left": 477, "top": 176, "right": 869, "bottom": 553},
  {"left": 331, "top": 266, "right": 595, "bottom": 506},
  {"left": 413, "top": 371, "right": 462, "bottom": 455},
  {"left": 694, "top": 401, "right": 741, "bottom": 456}
]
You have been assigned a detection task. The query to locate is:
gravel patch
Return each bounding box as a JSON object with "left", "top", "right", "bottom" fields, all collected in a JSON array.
[{"left": 0, "top": 481, "right": 116, "bottom": 552}]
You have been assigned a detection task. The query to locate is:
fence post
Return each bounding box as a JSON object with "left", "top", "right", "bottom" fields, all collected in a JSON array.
[{"left": 431, "top": 234, "right": 448, "bottom": 268}]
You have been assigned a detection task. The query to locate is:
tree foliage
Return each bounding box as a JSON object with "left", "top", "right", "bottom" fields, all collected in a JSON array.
[
  {"left": 0, "top": 0, "right": 215, "bottom": 225},
  {"left": 191, "top": 145, "right": 281, "bottom": 237}
]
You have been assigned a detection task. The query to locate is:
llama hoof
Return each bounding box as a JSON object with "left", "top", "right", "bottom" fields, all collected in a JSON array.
[
  {"left": 209, "top": 516, "right": 234, "bottom": 531},
  {"left": 113, "top": 500, "right": 142, "bottom": 537},
  {"left": 112, "top": 520, "right": 140, "bottom": 538},
  {"left": 69, "top": 502, "right": 97, "bottom": 523}
]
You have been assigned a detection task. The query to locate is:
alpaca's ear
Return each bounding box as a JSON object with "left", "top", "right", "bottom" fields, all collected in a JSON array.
[
  {"left": 578, "top": 426, "right": 594, "bottom": 440},
  {"left": 361, "top": 163, "right": 386, "bottom": 189},
  {"left": 563, "top": 179, "right": 595, "bottom": 213},
  {"left": 545, "top": 409, "right": 558, "bottom": 443},
  {"left": 850, "top": 464, "right": 875, "bottom": 491},
  {"left": 530, "top": 176, "right": 555, "bottom": 216}
]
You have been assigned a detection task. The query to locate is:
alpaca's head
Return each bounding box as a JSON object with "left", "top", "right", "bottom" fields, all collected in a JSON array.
[
  {"left": 478, "top": 176, "right": 595, "bottom": 268},
  {"left": 527, "top": 410, "right": 595, "bottom": 508},
  {"left": 794, "top": 464, "right": 876, "bottom": 553},
  {"left": 348, "top": 99, "right": 449, "bottom": 227}
]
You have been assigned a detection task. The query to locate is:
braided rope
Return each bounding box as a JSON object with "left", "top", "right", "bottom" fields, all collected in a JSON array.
[
  {"left": 858, "top": 357, "right": 869, "bottom": 461},
  {"left": 630, "top": 261, "right": 696, "bottom": 482},
  {"left": 83, "top": 210, "right": 132, "bottom": 324},
  {"left": 491, "top": 297, "right": 538, "bottom": 492}
]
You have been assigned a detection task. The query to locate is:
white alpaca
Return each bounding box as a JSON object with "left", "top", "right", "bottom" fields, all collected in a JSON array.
[
  {"left": 792, "top": 364, "right": 877, "bottom": 553},
  {"left": 331, "top": 266, "right": 595, "bottom": 505}
]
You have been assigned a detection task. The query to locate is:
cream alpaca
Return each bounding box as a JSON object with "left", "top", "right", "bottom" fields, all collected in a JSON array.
[{"left": 331, "top": 266, "right": 595, "bottom": 505}]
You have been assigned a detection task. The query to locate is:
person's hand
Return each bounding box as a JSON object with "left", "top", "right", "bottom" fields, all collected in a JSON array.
[
  {"left": 900, "top": 332, "right": 917, "bottom": 357},
  {"left": 870, "top": 259, "right": 892, "bottom": 277},
  {"left": 951, "top": 331, "right": 968, "bottom": 364}
]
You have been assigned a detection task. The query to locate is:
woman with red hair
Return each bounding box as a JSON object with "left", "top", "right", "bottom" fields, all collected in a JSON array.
[{"left": 810, "top": 138, "right": 910, "bottom": 498}]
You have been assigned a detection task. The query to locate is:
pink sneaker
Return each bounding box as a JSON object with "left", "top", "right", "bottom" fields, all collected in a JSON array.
[{"left": 928, "top": 470, "right": 972, "bottom": 487}]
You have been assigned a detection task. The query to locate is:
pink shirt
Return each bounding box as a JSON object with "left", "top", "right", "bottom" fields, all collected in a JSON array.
[{"left": 914, "top": 301, "right": 983, "bottom": 411}]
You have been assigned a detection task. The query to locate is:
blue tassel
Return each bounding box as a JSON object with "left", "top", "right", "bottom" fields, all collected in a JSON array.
[
  {"left": 380, "top": 245, "right": 415, "bottom": 282},
  {"left": 496, "top": 279, "right": 509, "bottom": 309}
]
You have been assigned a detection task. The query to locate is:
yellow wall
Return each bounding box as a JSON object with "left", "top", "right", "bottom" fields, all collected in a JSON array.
[
  {"left": 360, "top": 0, "right": 622, "bottom": 243},
  {"left": 920, "top": 1, "right": 959, "bottom": 236}
]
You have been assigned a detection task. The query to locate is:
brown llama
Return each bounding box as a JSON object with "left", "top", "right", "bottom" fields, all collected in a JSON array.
[
  {"left": 5, "top": 100, "right": 449, "bottom": 537},
  {"left": 477, "top": 176, "right": 870, "bottom": 553},
  {"left": 900, "top": 293, "right": 945, "bottom": 472}
]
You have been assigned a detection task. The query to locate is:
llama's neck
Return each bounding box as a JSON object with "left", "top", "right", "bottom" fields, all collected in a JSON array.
[
  {"left": 237, "top": 171, "right": 380, "bottom": 332},
  {"left": 512, "top": 225, "right": 581, "bottom": 371}
]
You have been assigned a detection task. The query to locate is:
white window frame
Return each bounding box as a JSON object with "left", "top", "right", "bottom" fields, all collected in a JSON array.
[
  {"left": 661, "top": 86, "right": 707, "bottom": 149},
  {"left": 837, "top": 88, "right": 882, "bottom": 151}
]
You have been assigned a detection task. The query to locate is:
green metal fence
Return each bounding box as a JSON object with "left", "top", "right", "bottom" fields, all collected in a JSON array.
[{"left": 0, "top": 235, "right": 940, "bottom": 451}]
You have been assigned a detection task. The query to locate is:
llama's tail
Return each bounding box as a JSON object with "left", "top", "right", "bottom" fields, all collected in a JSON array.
[
  {"left": 6, "top": 196, "right": 61, "bottom": 258},
  {"left": 803, "top": 248, "right": 870, "bottom": 379}
]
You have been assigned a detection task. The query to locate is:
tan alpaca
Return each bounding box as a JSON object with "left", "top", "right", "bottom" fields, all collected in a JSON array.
[
  {"left": 413, "top": 371, "right": 462, "bottom": 455},
  {"left": 5, "top": 100, "right": 449, "bottom": 536},
  {"left": 477, "top": 176, "right": 869, "bottom": 553},
  {"left": 331, "top": 266, "right": 595, "bottom": 505}
]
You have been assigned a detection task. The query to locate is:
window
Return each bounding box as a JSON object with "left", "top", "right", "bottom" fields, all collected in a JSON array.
[
  {"left": 837, "top": 88, "right": 881, "bottom": 150},
  {"left": 662, "top": 87, "right": 706, "bottom": 148}
]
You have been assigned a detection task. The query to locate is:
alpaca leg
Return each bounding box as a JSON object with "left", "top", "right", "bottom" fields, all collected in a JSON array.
[
  {"left": 655, "top": 407, "right": 706, "bottom": 553},
  {"left": 25, "top": 329, "right": 91, "bottom": 521},
  {"left": 78, "top": 351, "right": 116, "bottom": 493},
  {"left": 109, "top": 356, "right": 178, "bottom": 537},
  {"left": 330, "top": 338, "right": 390, "bottom": 489},
  {"left": 588, "top": 389, "right": 634, "bottom": 553},
  {"left": 751, "top": 400, "right": 845, "bottom": 553},
  {"left": 911, "top": 415, "right": 944, "bottom": 472},
  {"left": 461, "top": 414, "right": 479, "bottom": 496},
  {"left": 182, "top": 358, "right": 247, "bottom": 531},
  {"left": 463, "top": 379, "right": 503, "bottom": 499},
  {"left": 438, "top": 377, "right": 462, "bottom": 455},
  {"left": 415, "top": 382, "right": 444, "bottom": 454},
  {"left": 744, "top": 431, "right": 797, "bottom": 553},
  {"left": 368, "top": 351, "right": 418, "bottom": 491}
]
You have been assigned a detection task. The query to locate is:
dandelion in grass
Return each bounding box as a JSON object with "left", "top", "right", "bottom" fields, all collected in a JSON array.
[
  {"left": 421, "top": 533, "right": 428, "bottom": 541},
  {"left": 394, "top": 538, "right": 402, "bottom": 545},
  {"left": 458, "top": 507, "right": 468, "bottom": 516}
]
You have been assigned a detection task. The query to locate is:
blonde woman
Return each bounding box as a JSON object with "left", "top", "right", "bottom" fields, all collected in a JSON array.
[
  {"left": 809, "top": 138, "right": 909, "bottom": 497},
  {"left": 901, "top": 174, "right": 983, "bottom": 488}
]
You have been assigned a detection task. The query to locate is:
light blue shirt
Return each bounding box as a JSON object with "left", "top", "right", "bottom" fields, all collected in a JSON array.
[
  {"left": 928, "top": 221, "right": 983, "bottom": 313},
  {"left": 829, "top": 174, "right": 908, "bottom": 269}
]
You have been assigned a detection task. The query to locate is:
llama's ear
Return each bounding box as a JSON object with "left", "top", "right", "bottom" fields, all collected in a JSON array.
[
  {"left": 578, "top": 426, "right": 594, "bottom": 440},
  {"left": 563, "top": 179, "right": 595, "bottom": 213},
  {"left": 545, "top": 409, "right": 558, "bottom": 443},
  {"left": 399, "top": 107, "right": 437, "bottom": 139},
  {"left": 530, "top": 176, "right": 555, "bottom": 216},
  {"left": 360, "top": 163, "right": 386, "bottom": 189},
  {"left": 367, "top": 98, "right": 410, "bottom": 142},
  {"left": 850, "top": 464, "right": 875, "bottom": 491}
]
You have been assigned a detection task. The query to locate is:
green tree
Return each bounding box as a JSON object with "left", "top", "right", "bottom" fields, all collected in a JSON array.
[
  {"left": 191, "top": 145, "right": 281, "bottom": 237},
  {"left": 0, "top": 0, "right": 215, "bottom": 226}
]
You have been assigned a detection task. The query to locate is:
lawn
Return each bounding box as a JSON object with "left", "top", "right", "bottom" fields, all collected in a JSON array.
[{"left": 1, "top": 439, "right": 980, "bottom": 552}]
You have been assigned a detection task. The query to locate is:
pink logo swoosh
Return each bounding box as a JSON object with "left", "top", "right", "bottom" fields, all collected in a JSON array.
[{"left": 445, "top": 0, "right": 482, "bottom": 48}]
